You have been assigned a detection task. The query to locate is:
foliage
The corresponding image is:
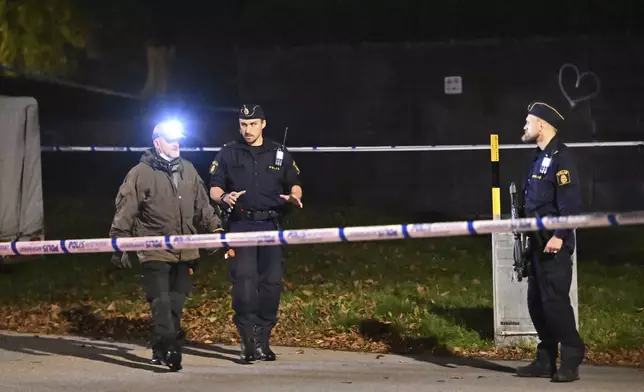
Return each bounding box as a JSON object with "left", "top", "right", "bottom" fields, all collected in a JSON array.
[
  {"left": 0, "top": 198, "right": 642, "bottom": 367},
  {"left": 0, "top": 0, "right": 87, "bottom": 76}
]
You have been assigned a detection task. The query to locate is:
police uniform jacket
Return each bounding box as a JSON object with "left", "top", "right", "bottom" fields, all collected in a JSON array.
[
  {"left": 522, "top": 136, "right": 581, "bottom": 251},
  {"left": 209, "top": 137, "right": 301, "bottom": 216},
  {"left": 109, "top": 149, "right": 222, "bottom": 263}
]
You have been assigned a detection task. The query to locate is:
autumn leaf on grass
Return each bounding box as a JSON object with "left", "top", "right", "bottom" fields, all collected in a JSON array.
[
  {"left": 50, "top": 304, "right": 62, "bottom": 320},
  {"left": 282, "top": 278, "right": 294, "bottom": 290}
]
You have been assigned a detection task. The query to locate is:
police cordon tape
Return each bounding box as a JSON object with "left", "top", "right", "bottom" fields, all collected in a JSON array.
[
  {"left": 1, "top": 211, "right": 643, "bottom": 257},
  {"left": 40, "top": 141, "right": 644, "bottom": 153}
]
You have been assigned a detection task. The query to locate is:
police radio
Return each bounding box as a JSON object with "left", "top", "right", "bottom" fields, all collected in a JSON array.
[{"left": 275, "top": 126, "right": 289, "bottom": 167}]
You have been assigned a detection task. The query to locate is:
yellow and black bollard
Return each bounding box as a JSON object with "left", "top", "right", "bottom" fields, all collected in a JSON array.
[{"left": 490, "top": 134, "right": 500, "bottom": 219}]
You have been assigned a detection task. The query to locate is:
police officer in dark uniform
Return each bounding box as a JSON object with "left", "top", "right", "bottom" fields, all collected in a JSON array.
[
  {"left": 208, "top": 104, "right": 303, "bottom": 362},
  {"left": 515, "top": 102, "right": 586, "bottom": 382}
]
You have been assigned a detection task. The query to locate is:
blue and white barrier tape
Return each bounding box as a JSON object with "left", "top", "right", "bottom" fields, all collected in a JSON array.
[
  {"left": 40, "top": 141, "right": 644, "bottom": 153},
  {"left": 1, "top": 211, "right": 642, "bottom": 257}
]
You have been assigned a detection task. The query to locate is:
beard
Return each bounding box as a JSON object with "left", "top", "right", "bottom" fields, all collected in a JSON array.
[{"left": 521, "top": 131, "right": 538, "bottom": 143}]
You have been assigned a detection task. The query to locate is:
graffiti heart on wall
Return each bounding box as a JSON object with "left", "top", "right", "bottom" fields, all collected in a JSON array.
[{"left": 558, "top": 63, "right": 601, "bottom": 108}]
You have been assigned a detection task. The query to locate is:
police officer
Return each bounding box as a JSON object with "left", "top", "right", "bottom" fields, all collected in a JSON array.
[
  {"left": 515, "top": 102, "right": 585, "bottom": 382},
  {"left": 109, "top": 120, "right": 222, "bottom": 371},
  {"left": 209, "top": 104, "right": 303, "bottom": 362}
]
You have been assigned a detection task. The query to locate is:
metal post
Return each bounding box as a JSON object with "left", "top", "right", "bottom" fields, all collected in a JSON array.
[{"left": 491, "top": 133, "right": 537, "bottom": 347}]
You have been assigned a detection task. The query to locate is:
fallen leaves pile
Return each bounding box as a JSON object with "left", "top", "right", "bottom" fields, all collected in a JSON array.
[{"left": 0, "top": 299, "right": 640, "bottom": 368}]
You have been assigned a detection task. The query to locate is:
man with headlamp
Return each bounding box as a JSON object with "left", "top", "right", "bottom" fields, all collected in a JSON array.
[{"left": 108, "top": 119, "right": 223, "bottom": 371}]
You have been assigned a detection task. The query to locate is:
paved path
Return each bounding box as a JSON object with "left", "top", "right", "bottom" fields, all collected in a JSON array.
[{"left": 0, "top": 331, "right": 642, "bottom": 392}]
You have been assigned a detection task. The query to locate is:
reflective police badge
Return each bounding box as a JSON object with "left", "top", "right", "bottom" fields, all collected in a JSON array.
[
  {"left": 540, "top": 156, "right": 551, "bottom": 174},
  {"left": 209, "top": 160, "right": 219, "bottom": 174},
  {"left": 556, "top": 169, "right": 570, "bottom": 186}
]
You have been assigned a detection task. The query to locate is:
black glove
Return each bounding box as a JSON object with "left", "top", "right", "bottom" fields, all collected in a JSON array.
[
  {"left": 204, "top": 227, "right": 225, "bottom": 255},
  {"left": 110, "top": 252, "right": 131, "bottom": 268}
]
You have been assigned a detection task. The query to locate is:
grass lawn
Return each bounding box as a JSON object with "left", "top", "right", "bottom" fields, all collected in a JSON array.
[{"left": 0, "top": 195, "right": 642, "bottom": 366}]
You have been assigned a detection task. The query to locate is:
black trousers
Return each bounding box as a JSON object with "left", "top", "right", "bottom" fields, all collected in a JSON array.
[
  {"left": 227, "top": 219, "right": 283, "bottom": 342},
  {"left": 140, "top": 261, "right": 195, "bottom": 351},
  {"left": 528, "top": 248, "right": 585, "bottom": 367}
]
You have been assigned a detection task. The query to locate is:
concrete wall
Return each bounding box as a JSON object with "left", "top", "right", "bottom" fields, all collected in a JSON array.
[
  {"left": 234, "top": 36, "right": 644, "bottom": 217},
  {"left": 4, "top": 35, "right": 644, "bottom": 219}
]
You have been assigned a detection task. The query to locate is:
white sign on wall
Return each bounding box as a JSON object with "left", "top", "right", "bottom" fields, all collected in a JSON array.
[{"left": 444, "top": 76, "right": 463, "bottom": 95}]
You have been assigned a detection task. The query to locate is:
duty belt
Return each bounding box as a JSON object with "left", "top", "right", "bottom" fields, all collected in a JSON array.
[{"left": 231, "top": 209, "right": 280, "bottom": 221}]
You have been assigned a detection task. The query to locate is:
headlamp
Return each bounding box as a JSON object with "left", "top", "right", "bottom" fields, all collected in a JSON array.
[{"left": 152, "top": 119, "right": 186, "bottom": 142}]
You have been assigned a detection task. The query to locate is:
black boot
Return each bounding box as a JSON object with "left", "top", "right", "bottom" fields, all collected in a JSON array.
[
  {"left": 551, "top": 366, "right": 580, "bottom": 382},
  {"left": 254, "top": 341, "right": 276, "bottom": 361},
  {"left": 155, "top": 335, "right": 182, "bottom": 371},
  {"left": 150, "top": 338, "right": 182, "bottom": 371},
  {"left": 150, "top": 336, "right": 166, "bottom": 365},
  {"left": 238, "top": 325, "right": 256, "bottom": 362},
  {"left": 151, "top": 346, "right": 165, "bottom": 365},
  {"left": 240, "top": 337, "right": 256, "bottom": 362},
  {"left": 552, "top": 345, "right": 584, "bottom": 382},
  {"left": 164, "top": 349, "right": 182, "bottom": 372},
  {"left": 516, "top": 347, "right": 557, "bottom": 378},
  {"left": 254, "top": 325, "right": 276, "bottom": 361}
]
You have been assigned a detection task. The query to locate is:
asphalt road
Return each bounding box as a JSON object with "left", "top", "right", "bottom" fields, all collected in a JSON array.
[{"left": 0, "top": 331, "right": 642, "bottom": 392}]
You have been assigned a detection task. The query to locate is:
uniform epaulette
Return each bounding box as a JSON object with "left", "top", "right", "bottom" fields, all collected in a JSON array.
[{"left": 553, "top": 141, "right": 569, "bottom": 155}]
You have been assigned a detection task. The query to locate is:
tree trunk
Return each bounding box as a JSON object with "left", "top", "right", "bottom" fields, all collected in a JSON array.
[{"left": 140, "top": 43, "right": 175, "bottom": 99}]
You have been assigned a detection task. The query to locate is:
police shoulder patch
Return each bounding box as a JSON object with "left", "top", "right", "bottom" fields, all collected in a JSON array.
[
  {"left": 556, "top": 169, "right": 571, "bottom": 186},
  {"left": 209, "top": 160, "right": 219, "bottom": 174}
]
